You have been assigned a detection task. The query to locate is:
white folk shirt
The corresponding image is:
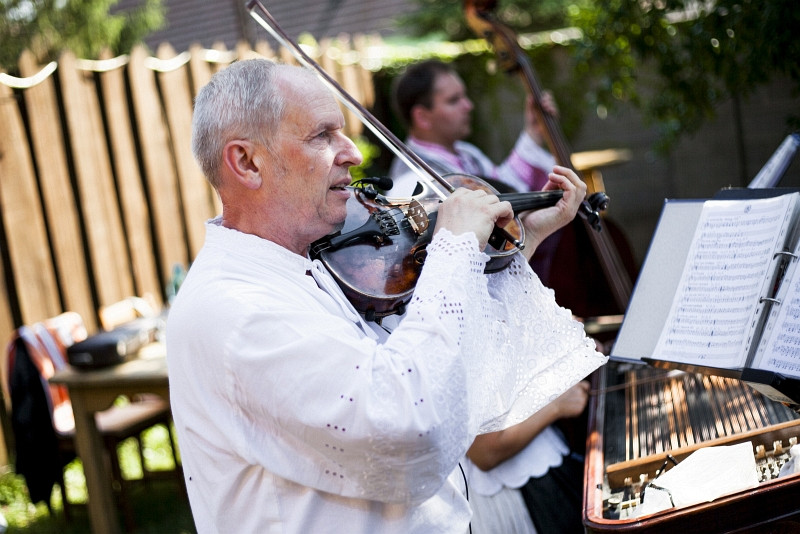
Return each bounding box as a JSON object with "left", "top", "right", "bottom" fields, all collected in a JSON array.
[
  {"left": 388, "top": 133, "right": 555, "bottom": 193},
  {"left": 167, "top": 216, "right": 606, "bottom": 533}
]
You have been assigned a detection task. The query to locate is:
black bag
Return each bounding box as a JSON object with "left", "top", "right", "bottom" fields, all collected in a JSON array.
[{"left": 67, "top": 317, "right": 161, "bottom": 369}]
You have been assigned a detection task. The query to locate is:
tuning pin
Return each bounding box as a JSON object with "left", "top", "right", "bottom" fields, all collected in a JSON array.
[
  {"left": 632, "top": 473, "right": 647, "bottom": 500},
  {"left": 622, "top": 477, "right": 633, "bottom": 501},
  {"left": 606, "top": 496, "right": 621, "bottom": 520}
]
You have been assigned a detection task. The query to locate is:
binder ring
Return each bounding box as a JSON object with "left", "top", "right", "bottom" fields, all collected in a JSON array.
[
  {"left": 773, "top": 251, "right": 798, "bottom": 260},
  {"left": 759, "top": 297, "right": 781, "bottom": 304}
]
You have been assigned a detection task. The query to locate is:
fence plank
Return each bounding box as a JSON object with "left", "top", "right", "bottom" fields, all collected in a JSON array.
[
  {"left": 59, "top": 51, "right": 134, "bottom": 311},
  {"left": 127, "top": 44, "right": 189, "bottom": 281},
  {"left": 16, "top": 52, "right": 98, "bottom": 331},
  {"left": 97, "top": 53, "right": 163, "bottom": 306},
  {"left": 318, "top": 39, "right": 355, "bottom": 138},
  {"left": 0, "top": 83, "right": 62, "bottom": 325},
  {"left": 337, "top": 35, "right": 366, "bottom": 139},
  {"left": 156, "top": 43, "right": 216, "bottom": 259},
  {"left": 188, "top": 44, "right": 213, "bottom": 96},
  {"left": 352, "top": 34, "right": 375, "bottom": 109},
  {"left": 254, "top": 40, "right": 277, "bottom": 60},
  {"left": 0, "top": 222, "right": 14, "bottom": 361},
  {"left": 279, "top": 45, "right": 298, "bottom": 66},
  {"left": 1, "top": 38, "right": 377, "bottom": 346}
]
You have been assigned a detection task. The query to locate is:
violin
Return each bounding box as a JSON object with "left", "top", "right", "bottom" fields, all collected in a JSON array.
[
  {"left": 246, "top": 0, "right": 607, "bottom": 320},
  {"left": 311, "top": 176, "right": 608, "bottom": 320}
]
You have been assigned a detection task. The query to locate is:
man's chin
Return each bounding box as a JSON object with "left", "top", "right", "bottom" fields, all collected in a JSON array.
[
  {"left": 325, "top": 213, "right": 347, "bottom": 237},
  {"left": 331, "top": 220, "right": 346, "bottom": 234}
]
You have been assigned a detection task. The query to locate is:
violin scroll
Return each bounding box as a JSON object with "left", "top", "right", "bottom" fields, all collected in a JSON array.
[{"left": 581, "top": 192, "right": 610, "bottom": 232}]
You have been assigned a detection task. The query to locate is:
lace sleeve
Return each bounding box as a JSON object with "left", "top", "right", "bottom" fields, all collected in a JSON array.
[{"left": 413, "top": 230, "right": 607, "bottom": 435}]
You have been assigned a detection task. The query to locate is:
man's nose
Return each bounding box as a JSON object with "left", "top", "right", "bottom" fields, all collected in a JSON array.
[{"left": 337, "top": 134, "right": 363, "bottom": 167}]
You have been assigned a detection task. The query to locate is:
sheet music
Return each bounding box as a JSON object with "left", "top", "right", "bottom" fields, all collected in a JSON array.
[
  {"left": 652, "top": 194, "right": 799, "bottom": 369},
  {"left": 611, "top": 200, "right": 704, "bottom": 362},
  {"left": 752, "top": 252, "right": 800, "bottom": 379}
]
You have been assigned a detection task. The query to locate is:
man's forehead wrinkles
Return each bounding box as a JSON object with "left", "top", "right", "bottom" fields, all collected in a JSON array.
[
  {"left": 318, "top": 119, "right": 343, "bottom": 130},
  {"left": 313, "top": 108, "right": 345, "bottom": 129}
]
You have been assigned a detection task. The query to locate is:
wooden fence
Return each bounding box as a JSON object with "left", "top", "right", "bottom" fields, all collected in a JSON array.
[
  {"left": 0, "top": 38, "right": 376, "bottom": 461},
  {"left": 0, "top": 37, "right": 376, "bottom": 339}
]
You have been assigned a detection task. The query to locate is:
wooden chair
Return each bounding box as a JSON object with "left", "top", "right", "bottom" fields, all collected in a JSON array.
[
  {"left": 97, "top": 297, "right": 184, "bottom": 519},
  {"left": 98, "top": 295, "right": 160, "bottom": 332},
  {"left": 5, "top": 312, "right": 180, "bottom": 532}
]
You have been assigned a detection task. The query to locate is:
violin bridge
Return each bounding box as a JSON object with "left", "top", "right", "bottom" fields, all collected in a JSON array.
[{"left": 403, "top": 199, "right": 429, "bottom": 235}]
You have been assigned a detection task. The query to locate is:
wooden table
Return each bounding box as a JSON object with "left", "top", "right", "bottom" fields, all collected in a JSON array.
[{"left": 50, "top": 344, "right": 169, "bottom": 534}]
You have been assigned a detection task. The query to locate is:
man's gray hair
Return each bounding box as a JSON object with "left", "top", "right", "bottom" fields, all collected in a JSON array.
[{"left": 191, "top": 59, "right": 304, "bottom": 187}]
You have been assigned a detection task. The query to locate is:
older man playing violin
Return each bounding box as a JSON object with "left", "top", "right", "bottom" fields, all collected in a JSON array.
[{"left": 166, "top": 58, "right": 605, "bottom": 534}]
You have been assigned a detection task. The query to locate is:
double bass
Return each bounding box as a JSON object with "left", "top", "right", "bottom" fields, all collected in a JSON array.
[
  {"left": 463, "top": 0, "right": 638, "bottom": 457},
  {"left": 464, "top": 0, "right": 638, "bottom": 324}
]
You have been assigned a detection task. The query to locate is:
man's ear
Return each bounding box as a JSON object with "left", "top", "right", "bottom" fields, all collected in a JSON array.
[
  {"left": 222, "top": 139, "right": 263, "bottom": 190},
  {"left": 411, "top": 104, "right": 433, "bottom": 131}
]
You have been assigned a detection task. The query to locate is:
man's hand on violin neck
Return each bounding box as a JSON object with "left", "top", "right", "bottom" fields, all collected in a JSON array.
[
  {"left": 519, "top": 165, "right": 587, "bottom": 259},
  {"left": 434, "top": 188, "right": 513, "bottom": 250}
]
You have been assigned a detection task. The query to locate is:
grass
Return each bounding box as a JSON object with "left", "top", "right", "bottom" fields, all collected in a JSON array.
[{"left": 0, "top": 424, "right": 196, "bottom": 533}]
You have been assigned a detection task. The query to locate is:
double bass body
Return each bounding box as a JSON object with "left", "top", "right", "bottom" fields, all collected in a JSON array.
[{"left": 464, "top": 0, "right": 637, "bottom": 321}]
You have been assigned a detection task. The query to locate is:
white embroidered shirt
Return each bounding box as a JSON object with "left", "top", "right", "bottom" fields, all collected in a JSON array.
[{"left": 166, "top": 216, "right": 606, "bottom": 533}]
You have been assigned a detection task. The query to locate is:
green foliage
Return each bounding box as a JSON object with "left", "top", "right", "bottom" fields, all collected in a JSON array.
[
  {"left": 0, "top": 0, "right": 165, "bottom": 73},
  {"left": 568, "top": 0, "right": 800, "bottom": 151},
  {"left": 399, "top": 0, "right": 571, "bottom": 41},
  {"left": 0, "top": 423, "right": 189, "bottom": 532},
  {"left": 350, "top": 136, "right": 382, "bottom": 181},
  {"left": 0, "top": 468, "right": 27, "bottom": 506},
  {"left": 397, "top": 0, "right": 799, "bottom": 153}
]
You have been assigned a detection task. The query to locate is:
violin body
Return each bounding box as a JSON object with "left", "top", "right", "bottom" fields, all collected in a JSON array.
[
  {"left": 311, "top": 175, "right": 576, "bottom": 320},
  {"left": 311, "top": 189, "right": 432, "bottom": 319}
]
